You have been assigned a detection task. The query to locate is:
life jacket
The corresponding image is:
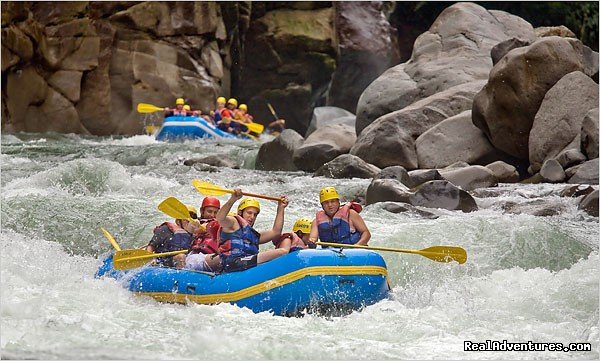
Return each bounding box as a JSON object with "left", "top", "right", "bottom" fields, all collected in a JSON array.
[
  {"left": 150, "top": 222, "right": 192, "bottom": 253},
  {"left": 316, "top": 202, "right": 362, "bottom": 245},
  {"left": 189, "top": 219, "right": 220, "bottom": 254},
  {"left": 217, "top": 215, "right": 260, "bottom": 258},
  {"left": 274, "top": 232, "right": 307, "bottom": 251}
]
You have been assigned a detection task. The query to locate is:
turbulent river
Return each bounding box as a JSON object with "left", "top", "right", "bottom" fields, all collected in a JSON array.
[{"left": 1, "top": 132, "right": 598, "bottom": 360}]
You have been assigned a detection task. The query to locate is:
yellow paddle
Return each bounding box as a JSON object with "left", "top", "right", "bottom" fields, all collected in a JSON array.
[
  {"left": 101, "top": 227, "right": 122, "bottom": 251},
  {"left": 316, "top": 242, "right": 468, "bottom": 264},
  {"left": 267, "top": 103, "right": 279, "bottom": 121},
  {"left": 191, "top": 180, "right": 284, "bottom": 202},
  {"left": 229, "top": 118, "right": 264, "bottom": 134},
  {"left": 158, "top": 196, "right": 195, "bottom": 221},
  {"left": 137, "top": 103, "right": 165, "bottom": 113},
  {"left": 113, "top": 248, "right": 189, "bottom": 270}
]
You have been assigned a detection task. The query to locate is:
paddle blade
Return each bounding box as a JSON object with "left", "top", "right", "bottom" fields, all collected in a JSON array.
[
  {"left": 245, "top": 122, "right": 264, "bottom": 134},
  {"left": 137, "top": 103, "right": 164, "bottom": 113},
  {"left": 101, "top": 227, "right": 121, "bottom": 251},
  {"left": 158, "top": 196, "right": 192, "bottom": 220},
  {"left": 419, "top": 246, "right": 467, "bottom": 264},
  {"left": 192, "top": 180, "right": 232, "bottom": 196}
]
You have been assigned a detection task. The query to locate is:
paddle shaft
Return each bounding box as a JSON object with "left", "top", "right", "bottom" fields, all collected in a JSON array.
[
  {"left": 117, "top": 249, "right": 188, "bottom": 262},
  {"left": 101, "top": 228, "right": 122, "bottom": 251},
  {"left": 267, "top": 103, "right": 279, "bottom": 121}
]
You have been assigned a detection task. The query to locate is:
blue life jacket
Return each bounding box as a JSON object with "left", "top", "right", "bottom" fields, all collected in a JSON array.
[
  {"left": 316, "top": 203, "right": 361, "bottom": 244},
  {"left": 150, "top": 222, "right": 192, "bottom": 253},
  {"left": 218, "top": 215, "right": 260, "bottom": 258}
]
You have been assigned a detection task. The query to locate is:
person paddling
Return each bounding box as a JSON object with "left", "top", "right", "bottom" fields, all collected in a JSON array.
[
  {"left": 164, "top": 97, "right": 186, "bottom": 117},
  {"left": 185, "top": 197, "right": 221, "bottom": 271},
  {"left": 145, "top": 205, "right": 201, "bottom": 268},
  {"left": 204, "top": 190, "right": 291, "bottom": 273},
  {"left": 309, "top": 187, "right": 371, "bottom": 246}
]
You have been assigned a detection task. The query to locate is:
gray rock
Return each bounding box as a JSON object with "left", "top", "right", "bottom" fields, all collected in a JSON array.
[
  {"left": 292, "top": 124, "right": 356, "bottom": 172},
  {"left": 439, "top": 165, "right": 498, "bottom": 191},
  {"left": 581, "top": 108, "right": 599, "bottom": 159},
  {"left": 485, "top": 161, "right": 520, "bottom": 183},
  {"left": 184, "top": 154, "right": 239, "bottom": 169},
  {"left": 568, "top": 159, "right": 599, "bottom": 185},
  {"left": 540, "top": 159, "right": 566, "bottom": 183},
  {"left": 314, "top": 154, "right": 380, "bottom": 179},
  {"left": 408, "top": 169, "right": 445, "bottom": 188},
  {"left": 409, "top": 180, "right": 478, "bottom": 212},
  {"left": 47, "top": 70, "right": 83, "bottom": 103},
  {"left": 355, "top": 3, "right": 536, "bottom": 135},
  {"left": 375, "top": 166, "right": 412, "bottom": 187},
  {"left": 379, "top": 202, "right": 439, "bottom": 219},
  {"left": 491, "top": 37, "right": 532, "bottom": 65},
  {"left": 365, "top": 178, "right": 411, "bottom": 206},
  {"left": 503, "top": 199, "right": 567, "bottom": 217},
  {"left": 255, "top": 129, "right": 304, "bottom": 171},
  {"left": 416, "top": 110, "right": 502, "bottom": 169},
  {"left": 351, "top": 81, "right": 485, "bottom": 169},
  {"left": 529, "top": 71, "right": 599, "bottom": 172},
  {"left": 578, "top": 189, "right": 599, "bottom": 217},
  {"left": 473, "top": 37, "right": 599, "bottom": 160},
  {"left": 306, "top": 106, "right": 355, "bottom": 137},
  {"left": 553, "top": 148, "right": 587, "bottom": 170},
  {"left": 559, "top": 185, "right": 596, "bottom": 198}
]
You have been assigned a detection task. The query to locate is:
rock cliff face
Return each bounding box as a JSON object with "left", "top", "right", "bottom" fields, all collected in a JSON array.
[{"left": 1, "top": 1, "right": 399, "bottom": 135}]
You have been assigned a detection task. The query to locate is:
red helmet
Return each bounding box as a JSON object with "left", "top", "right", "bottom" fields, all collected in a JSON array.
[{"left": 201, "top": 196, "right": 221, "bottom": 210}]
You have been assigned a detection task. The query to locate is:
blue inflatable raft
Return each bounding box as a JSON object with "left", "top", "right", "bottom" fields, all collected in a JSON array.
[
  {"left": 154, "top": 116, "right": 251, "bottom": 141},
  {"left": 96, "top": 249, "right": 390, "bottom": 316}
]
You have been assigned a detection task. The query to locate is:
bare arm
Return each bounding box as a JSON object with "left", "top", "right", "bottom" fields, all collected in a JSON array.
[
  {"left": 259, "top": 196, "right": 288, "bottom": 243},
  {"left": 349, "top": 209, "right": 370, "bottom": 245},
  {"left": 308, "top": 218, "right": 319, "bottom": 246},
  {"left": 216, "top": 189, "right": 243, "bottom": 232}
]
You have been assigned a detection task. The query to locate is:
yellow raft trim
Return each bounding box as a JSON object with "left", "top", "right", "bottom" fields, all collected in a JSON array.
[{"left": 135, "top": 265, "right": 388, "bottom": 305}]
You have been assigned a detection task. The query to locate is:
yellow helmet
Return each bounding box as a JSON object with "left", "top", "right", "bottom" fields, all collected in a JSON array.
[
  {"left": 183, "top": 105, "right": 191, "bottom": 111},
  {"left": 293, "top": 218, "right": 312, "bottom": 233},
  {"left": 239, "top": 104, "right": 248, "bottom": 111},
  {"left": 186, "top": 205, "right": 198, "bottom": 218},
  {"left": 238, "top": 198, "right": 260, "bottom": 213},
  {"left": 217, "top": 96, "right": 226, "bottom": 104},
  {"left": 227, "top": 98, "right": 238, "bottom": 107},
  {"left": 176, "top": 98, "right": 185, "bottom": 105},
  {"left": 319, "top": 186, "right": 340, "bottom": 204}
]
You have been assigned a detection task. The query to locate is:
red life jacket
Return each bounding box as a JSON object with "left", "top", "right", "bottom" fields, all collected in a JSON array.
[{"left": 189, "top": 219, "right": 219, "bottom": 254}]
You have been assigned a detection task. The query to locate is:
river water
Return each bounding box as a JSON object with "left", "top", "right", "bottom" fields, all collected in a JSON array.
[{"left": 1, "top": 132, "right": 598, "bottom": 360}]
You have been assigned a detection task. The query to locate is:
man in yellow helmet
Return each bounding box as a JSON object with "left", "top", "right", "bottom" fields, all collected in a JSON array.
[
  {"left": 164, "top": 97, "right": 186, "bottom": 117},
  {"left": 203, "top": 189, "right": 290, "bottom": 273},
  {"left": 210, "top": 96, "right": 227, "bottom": 123},
  {"left": 309, "top": 186, "right": 370, "bottom": 246},
  {"left": 274, "top": 217, "right": 316, "bottom": 252}
]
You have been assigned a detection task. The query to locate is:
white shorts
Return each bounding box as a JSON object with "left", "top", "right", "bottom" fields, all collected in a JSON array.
[{"left": 185, "top": 253, "right": 207, "bottom": 271}]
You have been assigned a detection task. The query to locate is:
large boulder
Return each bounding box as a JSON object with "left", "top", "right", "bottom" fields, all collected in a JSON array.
[
  {"left": 578, "top": 189, "right": 599, "bottom": 217},
  {"left": 351, "top": 81, "right": 485, "bottom": 169},
  {"left": 408, "top": 169, "right": 445, "bottom": 188},
  {"left": 292, "top": 124, "right": 356, "bottom": 172},
  {"left": 539, "top": 159, "right": 566, "bottom": 183},
  {"left": 568, "top": 159, "right": 599, "bottom": 185},
  {"left": 23, "top": 87, "right": 88, "bottom": 134},
  {"left": 4, "top": 67, "right": 49, "bottom": 132},
  {"left": 327, "top": 2, "right": 399, "bottom": 114},
  {"left": 415, "top": 110, "right": 501, "bottom": 169},
  {"left": 472, "top": 37, "right": 599, "bottom": 160},
  {"left": 528, "top": 71, "right": 599, "bottom": 173},
  {"left": 439, "top": 165, "right": 498, "bottom": 191},
  {"left": 255, "top": 129, "right": 304, "bottom": 171},
  {"left": 409, "top": 180, "right": 478, "bottom": 212},
  {"left": 314, "top": 154, "right": 380, "bottom": 179},
  {"left": 485, "top": 161, "right": 520, "bottom": 183},
  {"left": 581, "top": 108, "right": 599, "bottom": 160},
  {"left": 375, "top": 166, "right": 412, "bottom": 188},
  {"left": 365, "top": 178, "right": 411, "bottom": 205},
  {"left": 355, "top": 2, "right": 536, "bottom": 134},
  {"left": 47, "top": 70, "right": 83, "bottom": 103},
  {"left": 306, "top": 106, "right": 355, "bottom": 137}
]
